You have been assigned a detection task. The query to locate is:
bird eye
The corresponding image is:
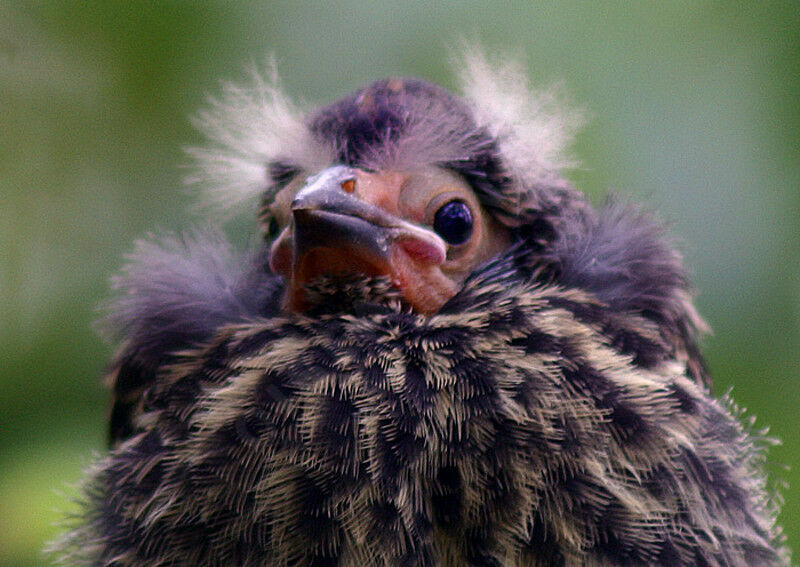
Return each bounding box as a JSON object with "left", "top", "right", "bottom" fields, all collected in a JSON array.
[{"left": 433, "top": 200, "right": 473, "bottom": 245}]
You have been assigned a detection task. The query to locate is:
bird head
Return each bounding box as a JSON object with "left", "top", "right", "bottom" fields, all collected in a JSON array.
[
  {"left": 188, "top": 55, "right": 700, "bottom": 341},
  {"left": 246, "top": 76, "right": 577, "bottom": 314}
]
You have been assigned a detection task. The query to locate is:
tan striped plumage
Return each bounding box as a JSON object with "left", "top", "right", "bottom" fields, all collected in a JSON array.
[{"left": 62, "top": 263, "right": 785, "bottom": 565}]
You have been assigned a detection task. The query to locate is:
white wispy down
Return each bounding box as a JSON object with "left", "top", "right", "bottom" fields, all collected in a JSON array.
[
  {"left": 186, "top": 49, "right": 582, "bottom": 217},
  {"left": 456, "top": 46, "right": 583, "bottom": 191},
  {"left": 185, "top": 60, "right": 332, "bottom": 217}
]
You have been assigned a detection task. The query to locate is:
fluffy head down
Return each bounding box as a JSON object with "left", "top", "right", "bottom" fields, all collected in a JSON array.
[
  {"left": 456, "top": 47, "right": 583, "bottom": 214},
  {"left": 185, "top": 62, "right": 334, "bottom": 215},
  {"left": 187, "top": 50, "right": 582, "bottom": 226}
]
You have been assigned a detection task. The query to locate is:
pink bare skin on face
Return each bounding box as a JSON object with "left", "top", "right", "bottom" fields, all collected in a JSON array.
[{"left": 269, "top": 167, "right": 510, "bottom": 314}]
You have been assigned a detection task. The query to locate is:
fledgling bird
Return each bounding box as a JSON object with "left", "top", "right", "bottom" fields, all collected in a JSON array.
[{"left": 58, "top": 53, "right": 789, "bottom": 566}]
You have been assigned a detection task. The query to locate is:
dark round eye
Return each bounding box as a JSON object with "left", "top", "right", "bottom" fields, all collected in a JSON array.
[{"left": 433, "top": 200, "right": 473, "bottom": 245}]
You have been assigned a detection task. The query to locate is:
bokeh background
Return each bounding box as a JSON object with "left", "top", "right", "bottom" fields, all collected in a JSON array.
[{"left": 1, "top": 2, "right": 798, "bottom": 565}]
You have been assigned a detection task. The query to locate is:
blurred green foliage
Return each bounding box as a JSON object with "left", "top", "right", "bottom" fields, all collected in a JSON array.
[{"left": 1, "top": 2, "right": 798, "bottom": 565}]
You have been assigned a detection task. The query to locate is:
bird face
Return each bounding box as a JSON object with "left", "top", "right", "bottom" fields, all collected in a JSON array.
[{"left": 268, "top": 164, "right": 510, "bottom": 314}]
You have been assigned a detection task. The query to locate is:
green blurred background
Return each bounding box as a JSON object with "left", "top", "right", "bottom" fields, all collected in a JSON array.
[{"left": 1, "top": 2, "right": 798, "bottom": 564}]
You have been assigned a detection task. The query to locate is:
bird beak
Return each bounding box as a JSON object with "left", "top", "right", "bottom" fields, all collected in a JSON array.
[{"left": 269, "top": 166, "right": 447, "bottom": 311}]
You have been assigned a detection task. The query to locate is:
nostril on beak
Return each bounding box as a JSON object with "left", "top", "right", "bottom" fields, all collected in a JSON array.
[{"left": 291, "top": 166, "right": 360, "bottom": 212}]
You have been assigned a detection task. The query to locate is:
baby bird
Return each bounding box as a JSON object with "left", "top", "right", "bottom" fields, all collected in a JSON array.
[{"left": 58, "top": 54, "right": 788, "bottom": 566}]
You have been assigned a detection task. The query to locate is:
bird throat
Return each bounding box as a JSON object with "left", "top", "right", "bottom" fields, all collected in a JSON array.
[
  {"left": 296, "top": 273, "right": 405, "bottom": 315},
  {"left": 287, "top": 246, "right": 400, "bottom": 313}
]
